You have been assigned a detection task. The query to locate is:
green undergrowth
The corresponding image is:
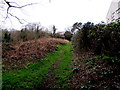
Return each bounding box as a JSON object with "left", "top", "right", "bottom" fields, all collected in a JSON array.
[{"left": 2, "top": 42, "right": 73, "bottom": 89}]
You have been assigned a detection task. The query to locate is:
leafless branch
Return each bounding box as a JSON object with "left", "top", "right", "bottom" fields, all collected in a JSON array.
[
  {"left": 8, "top": 13, "right": 24, "bottom": 24},
  {"left": 4, "top": 0, "right": 37, "bottom": 13},
  {"left": 12, "top": 3, "right": 37, "bottom": 8},
  {"left": 1, "top": 0, "right": 51, "bottom": 25},
  {"left": 3, "top": 0, "right": 37, "bottom": 24}
]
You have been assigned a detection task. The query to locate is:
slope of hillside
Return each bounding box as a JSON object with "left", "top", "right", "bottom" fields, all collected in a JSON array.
[{"left": 2, "top": 38, "right": 68, "bottom": 72}]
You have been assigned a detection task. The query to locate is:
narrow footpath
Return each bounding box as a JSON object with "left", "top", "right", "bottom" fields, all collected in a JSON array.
[
  {"left": 2, "top": 42, "right": 73, "bottom": 89},
  {"left": 36, "top": 42, "right": 73, "bottom": 89}
]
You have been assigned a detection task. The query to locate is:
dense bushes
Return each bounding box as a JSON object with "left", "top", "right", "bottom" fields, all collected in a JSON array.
[
  {"left": 72, "top": 22, "right": 120, "bottom": 57},
  {"left": 64, "top": 31, "right": 73, "bottom": 41}
]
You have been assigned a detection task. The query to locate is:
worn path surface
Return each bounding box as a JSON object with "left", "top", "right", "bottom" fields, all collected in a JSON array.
[{"left": 36, "top": 42, "right": 73, "bottom": 89}]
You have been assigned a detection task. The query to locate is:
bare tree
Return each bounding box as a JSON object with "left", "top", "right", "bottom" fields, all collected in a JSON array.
[
  {"left": 52, "top": 25, "right": 57, "bottom": 37},
  {"left": 0, "top": 0, "right": 37, "bottom": 24},
  {"left": 21, "top": 22, "right": 42, "bottom": 31},
  {"left": 0, "top": 0, "right": 51, "bottom": 24}
]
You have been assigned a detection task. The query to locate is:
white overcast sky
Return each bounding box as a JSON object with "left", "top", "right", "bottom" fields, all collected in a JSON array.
[{"left": 1, "top": 0, "right": 112, "bottom": 31}]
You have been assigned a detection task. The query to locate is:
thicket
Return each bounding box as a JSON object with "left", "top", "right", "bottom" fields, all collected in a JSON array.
[
  {"left": 71, "top": 22, "right": 120, "bottom": 89},
  {"left": 2, "top": 29, "right": 65, "bottom": 44},
  {"left": 1, "top": 28, "right": 53, "bottom": 53},
  {"left": 64, "top": 31, "right": 73, "bottom": 41},
  {"left": 72, "top": 22, "right": 120, "bottom": 59},
  {"left": 3, "top": 30, "right": 51, "bottom": 43}
]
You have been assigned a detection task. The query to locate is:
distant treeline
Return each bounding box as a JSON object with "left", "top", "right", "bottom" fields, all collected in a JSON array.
[{"left": 1, "top": 23, "right": 70, "bottom": 44}]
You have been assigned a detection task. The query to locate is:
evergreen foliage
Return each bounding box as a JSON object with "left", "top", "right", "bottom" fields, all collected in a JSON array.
[
  {"left": 72, "top": 22, "right": 120, "bottom": 57},
  {"left": 64, "top": 31, "right": 73, "bottom": 41}
]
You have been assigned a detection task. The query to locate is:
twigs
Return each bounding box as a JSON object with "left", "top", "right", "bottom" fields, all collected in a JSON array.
[
  {"left": 8, "top": 13, "right": 25, "bottom": 24},
  {"left": 1, "top": 0, "right": 51, "bottom": 24},
  {"left": 3, "top": 0, "right": 37, "bottom": 24}
]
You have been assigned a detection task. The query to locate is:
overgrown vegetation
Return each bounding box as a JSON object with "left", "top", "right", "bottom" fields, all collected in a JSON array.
[
  {"left": 64, "top": 31, "right": 73, "bottom": 41},
  {"left": 2, "top": 42, "right": 72, "bottom": 89},
  {"left": 71, "top": 21, "right": 120, "bottom": 89},
  {"left": 2, "top": 29, "right": 50, "bottom": 44},
  {"left": 2, "top": 38, "right": 68, "bottom": 72},
  {"left": 2, "top": 23, "right": 66, "bottom": 44},
  {"left": 72, "top": 22, "right": 120, "bottom": 56},
  {"left": 2, "top": 19, "right": 120, "bottom": 89}
]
